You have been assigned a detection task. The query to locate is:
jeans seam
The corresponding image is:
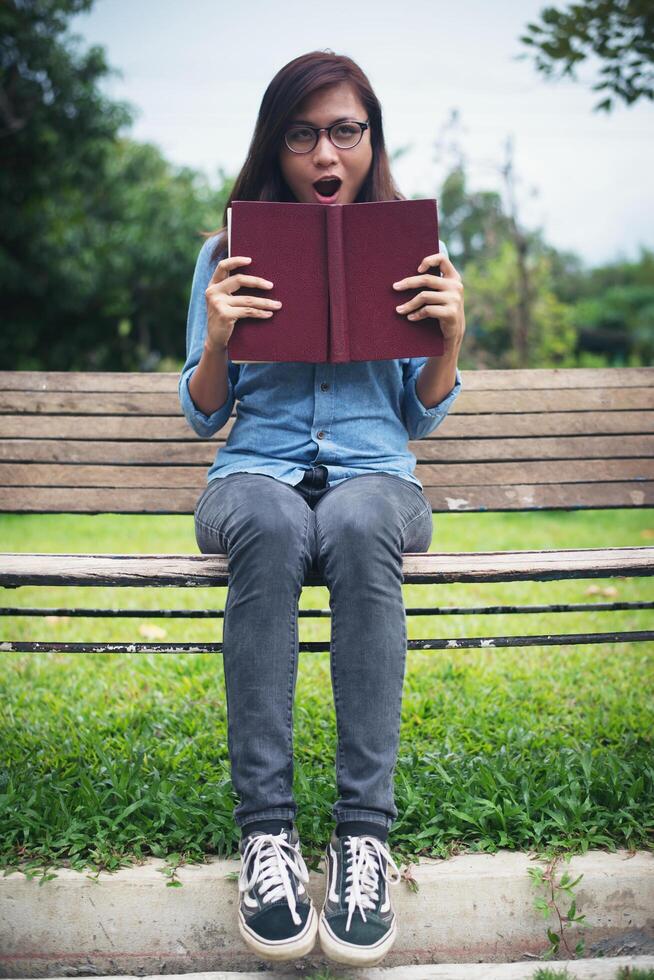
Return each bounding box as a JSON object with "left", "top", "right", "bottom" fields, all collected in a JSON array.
[
  {"left": 195, "top": 479, "right": 226, "bottom": 524},
  {"left": 316, "top": 515, "right": 345, "bottom": 789},
  {"left": 399, "top": 505, "right": 431, "bottom": 553},
  {"left": 281, "top": 503, "right": 310, "bottom": 801},
  {"left": 331, "top": 593, "right": 344, "bottom": 788}
]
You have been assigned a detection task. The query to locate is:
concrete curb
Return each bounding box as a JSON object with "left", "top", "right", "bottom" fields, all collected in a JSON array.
[
  {"left": 7, "top": 963, "right": 654, "bottom": 980},
  {"left": 1, "top": 849, "right": 652, "bottom": 977}
]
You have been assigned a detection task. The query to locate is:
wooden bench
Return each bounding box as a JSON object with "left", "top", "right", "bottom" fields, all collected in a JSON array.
[{"left": 1, "top": 367, "right": 653, "bottom": 652}]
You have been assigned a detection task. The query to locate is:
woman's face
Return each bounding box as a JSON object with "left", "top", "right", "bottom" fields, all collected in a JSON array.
[{"left": 279, "top": 82, "right": 373, "bottom": 206}]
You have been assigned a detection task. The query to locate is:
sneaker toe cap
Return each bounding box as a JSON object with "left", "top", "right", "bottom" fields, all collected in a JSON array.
[
  {"left": 327, "top": 911, "right": 390, "bottom": 946},
  {"left": 249, "top": 902, "right": 311, "bottom": 941}
]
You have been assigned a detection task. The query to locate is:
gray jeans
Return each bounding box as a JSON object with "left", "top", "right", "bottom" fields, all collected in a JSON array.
[{"left": 194, "top": 467, "right": 433, "bottom": 834}]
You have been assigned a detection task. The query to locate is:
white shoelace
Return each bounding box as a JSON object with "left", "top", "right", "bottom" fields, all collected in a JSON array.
[
  {"left": 239, "top": 830, "right": 310, "bottom": 927},
  {"left": 342, "top": 835, "right": 401, "bottom": 933}
]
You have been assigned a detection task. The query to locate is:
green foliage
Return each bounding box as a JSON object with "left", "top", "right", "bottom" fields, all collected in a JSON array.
[
  {"left": 0, "top": 0, "right": 231, "bottom": 370},
  {"left": 3, "top": 129, "right": 233, "bottom": 369},
  {"left": 571, "top": 263, "right": 654, "bottom": 366},
  {"left": 437, "top": 164, "right": 514, "bottom": 265},
  {"left": 0, "top": 0, "right": 133, "bottom": 360},
  {"left": 529, "top": 855, "right": 587, "bottom": 960},
  {"left": 457, "top": 237, "right": 654, "bottom": 370},
  {"left": 17, "top": 136, "right": 230, "bottom": 370},
  {"left": 517, "top": 0, "right": 654, "bottom": 112},
  {"left": 420, "top": 163, "right": 654, "bottom": 369},
  {"left": 459, "top": 239, "right": 577, "bottom": 369}
]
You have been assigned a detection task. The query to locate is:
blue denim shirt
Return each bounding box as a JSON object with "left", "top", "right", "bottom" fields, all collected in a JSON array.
[{"left": 179, "top": 234, "right": 462, "bottom": 490}]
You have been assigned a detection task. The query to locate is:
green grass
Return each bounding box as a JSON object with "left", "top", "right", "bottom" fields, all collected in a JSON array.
[{"left": 0, "top": 509, "right": 652, "bottom": 875}]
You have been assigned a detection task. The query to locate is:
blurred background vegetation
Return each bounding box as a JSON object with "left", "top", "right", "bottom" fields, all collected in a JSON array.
[{"left": 2, "top": 0, "right": 653, "bottom": 374}]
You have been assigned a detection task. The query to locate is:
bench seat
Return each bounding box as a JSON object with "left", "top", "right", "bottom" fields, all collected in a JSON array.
[{"left": 0, "top": 547, "right": 652, "bottom": 587}]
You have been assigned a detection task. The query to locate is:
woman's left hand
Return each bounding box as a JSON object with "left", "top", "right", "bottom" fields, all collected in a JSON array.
[{"left": 393, "top": 252, "right": 465, "bottom": 349}]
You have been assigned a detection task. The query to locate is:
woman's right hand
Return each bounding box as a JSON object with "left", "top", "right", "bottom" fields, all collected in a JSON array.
[{"left": 204, "top": 255, "right": 282, "bottom": 352}]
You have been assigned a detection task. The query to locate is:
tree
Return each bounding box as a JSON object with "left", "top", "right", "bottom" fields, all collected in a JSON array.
[
  {"left": 0, "top": 0, "right": 133, "bottom": 364},
  {"left": 517, "top": 0, "right": 654, "bottom": 112},
  {"left": 0, "top": 0, "right": 231, "bottom": 371},
  {"left": 569, "top": 247, "right": 654, "bottom": 364},
  {"left": 4, "top": 132, "right": 231, "bottom": 371},
  {"left": 428, "top": 112, "right": 547, "bottom": 368},
  {"left": 461, "top": 239, "right": 577, "bottom": 369}
]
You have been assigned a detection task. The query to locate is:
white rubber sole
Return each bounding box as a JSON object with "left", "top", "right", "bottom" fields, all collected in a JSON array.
[
  {"left": 318, "top": 909, "right": 398, "bottom": 966},
  {"left": 238, "top": 902, "right": 318, "bottom": 962}
]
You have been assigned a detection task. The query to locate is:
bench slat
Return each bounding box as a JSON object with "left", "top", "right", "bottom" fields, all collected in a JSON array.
[
  {"left": 1, "top": 367, "right": 652, "bottom": 392},
  {"left": 1, "top": 481, "right": 652, "bottom": 512},
  {"left": 2, "top": 631, "right": 653, "bottom": 653},
  {"left": 420, "top": 482, "right": 654, "bottom": 510},
  {"left": 1, "top": 411, "right": 652, "bottom": 441},
  {"left": 2, "top": 600, "right": 650, "bottom": 618},
  {"left": 0, "top": 547, "right": 652, "bottom": 587},
  {"left": 2, "top": 458, "right": 652, "bottom": 489},
  {"left": 2, "top": 387, "right": 653, "bottom": 416},
  {"left": 1, "top": 435, "right": 651, "bottom": 465}
]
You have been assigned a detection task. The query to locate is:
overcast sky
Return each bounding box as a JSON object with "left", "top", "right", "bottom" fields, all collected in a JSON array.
[{"left": 70, "top": 0, "right": 654, "bottom": 268}]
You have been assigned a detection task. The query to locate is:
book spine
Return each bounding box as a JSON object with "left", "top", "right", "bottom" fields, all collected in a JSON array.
[{"left": 326, "top": 206, "right": 349, "bottom": 363}]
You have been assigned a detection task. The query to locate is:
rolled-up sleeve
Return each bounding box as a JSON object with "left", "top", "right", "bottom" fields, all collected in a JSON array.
[
  {"left": 178, "top": 235, "right": 240, "bottom": 438},
  {"left": 402, "top": 361, "right": 462, "bottom": 439},
  {"left": 401, "top": 238, "right": 462, "bottom": 439}
]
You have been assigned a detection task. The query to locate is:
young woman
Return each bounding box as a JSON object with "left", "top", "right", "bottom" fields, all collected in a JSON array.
[{"left": 179, "top": 50, "right": 465, "bottom": 968}]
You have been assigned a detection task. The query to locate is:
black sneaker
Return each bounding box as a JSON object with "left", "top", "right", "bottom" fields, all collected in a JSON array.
[
  {"left": 318, "top": 830, "right": 401, "bottom": 966},
  {"left": 237, "top": 825, "right": 318, "bottom": 962}
]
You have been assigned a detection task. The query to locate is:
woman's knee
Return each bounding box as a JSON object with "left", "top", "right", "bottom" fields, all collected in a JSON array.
[
  {"left": 194, "top": 474, "right": 312, "bottom": 564},
  {"left": 316, "top": 478, "right": 399, "bottom": 537},
  {"left": 314, "top": 474, "right": 432, "bottom": 560},
  {"left": 314, "top": 492, "right": 398, "bottom": 580}
]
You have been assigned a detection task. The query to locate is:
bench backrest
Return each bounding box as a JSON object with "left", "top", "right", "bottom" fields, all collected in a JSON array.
[{"left": 0, "top": 368, "right": 652, "bottom": 514}]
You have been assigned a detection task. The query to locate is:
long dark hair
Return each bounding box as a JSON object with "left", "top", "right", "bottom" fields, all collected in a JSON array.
[{"left": 204, "top": 50, "right": 405, "bottom": 263}]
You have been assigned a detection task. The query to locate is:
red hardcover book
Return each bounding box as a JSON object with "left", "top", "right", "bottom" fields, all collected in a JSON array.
[{"left": 226, "top": 198, "right": 444, "bottom": 363}]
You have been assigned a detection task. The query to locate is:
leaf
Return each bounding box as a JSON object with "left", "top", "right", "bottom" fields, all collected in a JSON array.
[
  {"left": 584, "top": 585, "right": 617, "bottom": 597},
  {"left": 138, "top": 623, "right": 168, "bottom": 640},
  {"left": 113, "top": 798, "right": 148, "bottom": 825}
]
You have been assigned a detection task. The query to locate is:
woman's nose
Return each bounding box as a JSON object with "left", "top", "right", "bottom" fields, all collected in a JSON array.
[{"left": 313, "top": 131, "right": 339, "bottom": 162}]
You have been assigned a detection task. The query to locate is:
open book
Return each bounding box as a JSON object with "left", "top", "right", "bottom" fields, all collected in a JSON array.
[{"left": 226, "top": 198, "right": 444, "bottom": 363}]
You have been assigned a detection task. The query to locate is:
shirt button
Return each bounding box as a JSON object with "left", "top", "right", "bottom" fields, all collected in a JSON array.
[
  {"left": 317, "top": 431, "right": 325, "bottom": 439},
  {"left": 320, "top": 382, "right": 329, "bottom": 391}
]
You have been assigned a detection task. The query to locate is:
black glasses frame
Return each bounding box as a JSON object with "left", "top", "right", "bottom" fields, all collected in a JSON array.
[{"left": 284, "top": 120, "right": 369, "bottom": 154}]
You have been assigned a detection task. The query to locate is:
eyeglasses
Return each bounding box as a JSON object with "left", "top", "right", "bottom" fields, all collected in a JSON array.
[{"left": 284, "top": 120, "right": 369, "bottom": 153}]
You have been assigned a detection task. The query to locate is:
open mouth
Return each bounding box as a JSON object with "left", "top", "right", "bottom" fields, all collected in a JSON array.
[{"left": 312, "top": 177, "right": 342, "bottom": 202}]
